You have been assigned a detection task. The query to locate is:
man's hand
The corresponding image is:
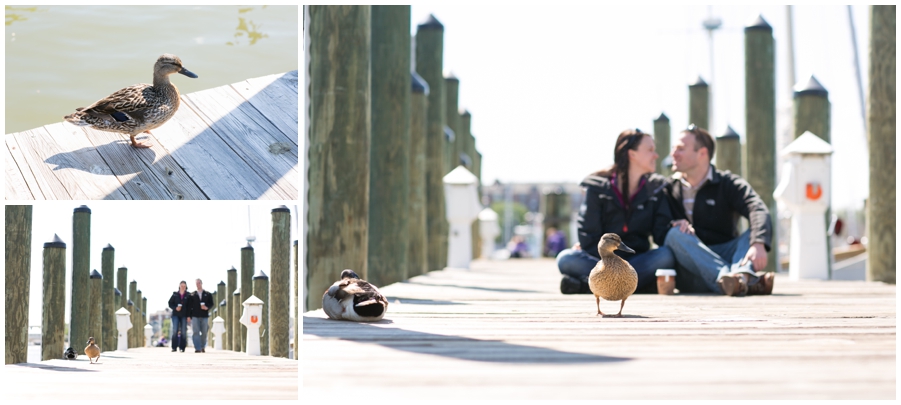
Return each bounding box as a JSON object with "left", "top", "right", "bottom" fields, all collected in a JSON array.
[
  {"left": 187, "top": 317, "right": 192, "bottom": 323},
  {"left": 572, "top": 242, "right": 581, "bottom": 251},
  {"left": 671, "top": 219, "right": 694, "bottom": 235},
  {"left": 740, "top": 242, "right": 768, "bottom": 271}
]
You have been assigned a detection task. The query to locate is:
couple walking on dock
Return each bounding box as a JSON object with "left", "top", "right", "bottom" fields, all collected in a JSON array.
[
  {"left": 168, "top": 279, "right": 214, "bottom": 353},
  {"left": 557, "top": 125, "right": 775, "bottom": 297}
]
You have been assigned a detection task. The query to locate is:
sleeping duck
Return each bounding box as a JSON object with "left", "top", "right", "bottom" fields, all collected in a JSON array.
[
  {"left": 322, "top": 269, "right": 388, "bottom": 322},
  {"left": 63, "top": 346, "right": 77, "bottom": 360},
  {"left": 84, "top": 337, "right": 100, "bottom": 364},
  {"left": 63, "top": 54, "right": 198, "bottom": 148},
  {"left": 588, "top": 233, "right": 638, "bottom": 317}
]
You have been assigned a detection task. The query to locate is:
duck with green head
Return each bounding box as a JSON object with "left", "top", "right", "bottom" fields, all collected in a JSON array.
[{"left": 64, "top": 54, "right": 198, "bottom": 148}]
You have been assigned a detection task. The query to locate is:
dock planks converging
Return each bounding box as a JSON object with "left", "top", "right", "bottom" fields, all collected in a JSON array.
[{"left": 5, "top": 70, "right": 298, "bottom": 200}]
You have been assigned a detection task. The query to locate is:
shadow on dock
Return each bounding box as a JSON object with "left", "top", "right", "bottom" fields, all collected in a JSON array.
[{"left": 10, "top": 363, "right": 98, "bottom": 372}]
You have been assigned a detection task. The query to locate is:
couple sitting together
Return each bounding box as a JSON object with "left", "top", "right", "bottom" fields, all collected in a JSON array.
[{"left": 557, "top": 125, "right": 775, "bottom": 297}]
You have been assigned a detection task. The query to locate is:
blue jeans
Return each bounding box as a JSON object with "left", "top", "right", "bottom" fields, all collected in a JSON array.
[
  {"left": 171, "top": 316, "right": 187, "bottom": 351},
  {"left": 192, "top": 317, "right": 209, "bottom": 351},
  {"left": 663, "top": 227, "right": 756, "bottom": 293},
  {"left": 556, "top": 246, "right": 676, "bottom": 291}
]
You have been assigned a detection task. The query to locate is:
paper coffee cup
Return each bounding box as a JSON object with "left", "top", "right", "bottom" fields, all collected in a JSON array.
[{"left": 655, "top": 269, "right": 677, "bottom": 295}]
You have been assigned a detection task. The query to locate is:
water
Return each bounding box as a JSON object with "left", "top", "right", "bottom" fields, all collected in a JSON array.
[{"left": 5, "top": 5, "right": 298, "bottom": 134}]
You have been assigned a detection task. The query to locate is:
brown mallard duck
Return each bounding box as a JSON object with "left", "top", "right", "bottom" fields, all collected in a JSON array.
[
  {"left": 322, "top": 269, "right": 388, "bottom": 322},
  {"left": 84, "top": 337, "right": 100, "bottom": 364},
  {"left": 63, "top": 54, "right": 198, "bottom": 148},
  {"left": 588, "top": 233, "right": 638, "bottom": 317}
]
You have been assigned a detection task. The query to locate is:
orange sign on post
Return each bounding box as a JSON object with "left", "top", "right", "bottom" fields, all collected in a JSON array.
[
  {"left": 806, "top": 182, "right": 822, "bottom": 200},
  {"left": 251, "top": 315, "right": 258, "bottom": 324}
]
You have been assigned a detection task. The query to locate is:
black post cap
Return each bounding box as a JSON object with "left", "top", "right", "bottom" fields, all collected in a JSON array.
[
  {"left": 272, "top": 205, "right": 291, "bottom": 213},
  {"left": 130, "top": 280, "right": 137, "bottom": 285},
  {"left": 444, "top": 126, "right": 455, "bottom": 142},
  {"left": 233, "top": 289, "right": 241, "bottom": 295},
  {"left": 417, "top": 14, "right": 444, "bottom": 30},
  {"left": 655, "top": 112, "right": 669, "bottom": 122},
  {"left": 793, "top": 75, "right": 828, "bottom": 98},
  {"left": 689, "top": 76, "right": 708, "bottom": 87},
  {"left": 227, "top": 267, "right": 237, "bottom": 272},
  {"left": 412, "top": 71, "right": 430, "bottom": 95},
  {"left": 137, "top": 289, "right": 142, "bottom": 294},
  {"left": 253, "top": 270, "right": 269, "bottom": 280},
  {"left": 118, "top": 266, "right": 127, "bottom": 270},
  {"left": 218, "top": 280, "right": 226, "bottom": 286},
  {"left": 461, "top": 109, "right": 471, "bottom": 117},
  {"left": 127, "top": 300, "right": 134, "bottom": 306},
  {"left": 90, "top": 269, "right": 102, "bottom": 279},
  {"left": 718, "top": 125, "right": 740, "bottom": 139},
  {"left": 44, "top": 234, "right": 66, "bottom": 248},
  {"left": 242, "top": 242, "right": 254, "bottom": 250},
  {"left": 103, "top": 243, "right": 114, "bottom": 250},
  {"left": 745, "top": 14, "right": 772, "bottom": 32},
  {"left": 445, "top": 71, "right": 458, "bottom": 81},
  {"left": 74, "top": 205, "right": 92, "bottom": 214},
  {"left": 220, "top": 299, "right": 227, "bottom": 306},
  {"left": 114, "top": 288, "right": 121, "bottom": 296}
]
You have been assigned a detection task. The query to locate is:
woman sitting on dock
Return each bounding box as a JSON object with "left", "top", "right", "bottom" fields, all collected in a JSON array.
[{"left": 556, "top": 129, "right": 675, "bottom": 294}]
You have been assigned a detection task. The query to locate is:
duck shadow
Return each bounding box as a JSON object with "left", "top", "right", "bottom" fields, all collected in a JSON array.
[
  {"left": 44, "top": 138, "right": 155, "bottom": 176},
  {"left": 385, "top": 297, "right": 468, "bottom": 306},
  {"left": 403, "top": 280, "right": 544, "bottom": 294},
  {"left": 303, "top": 316, "right": 630, "bottom": 364},
  {"left": 9, "top": 363, "right": 98, "bottom": 372}
]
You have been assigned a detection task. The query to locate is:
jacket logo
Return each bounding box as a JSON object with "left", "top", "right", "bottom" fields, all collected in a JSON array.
[
  {"left": 636, "top": 204, "right": 644, "bottom": 210},
  {"left": 706, "top": 199, "right": 715, "bottom": 206}
]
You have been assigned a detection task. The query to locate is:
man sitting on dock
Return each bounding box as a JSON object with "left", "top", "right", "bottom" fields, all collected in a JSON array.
[{"left": 662, "top": 124, "right": 775, "bottom": 296}]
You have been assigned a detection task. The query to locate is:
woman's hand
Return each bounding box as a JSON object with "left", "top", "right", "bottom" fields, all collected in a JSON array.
[{"left": 671, "top": 219, "right": 694, "bottom": 235}]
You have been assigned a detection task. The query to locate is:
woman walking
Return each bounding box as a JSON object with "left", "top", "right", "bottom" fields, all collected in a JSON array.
[{"left": 167, "top": 281, "right": 191, "bottom": 352}]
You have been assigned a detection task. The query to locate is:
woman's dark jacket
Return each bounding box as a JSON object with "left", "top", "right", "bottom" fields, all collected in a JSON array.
[
  {"left": 188, "top": 290, "right": 214, "bottom": 318},
  {"left": 168, "top": 291, "right": 190, "bottom": 318},
  {"left": 577, "top": 172, "right": 673, "bottom": 259}
]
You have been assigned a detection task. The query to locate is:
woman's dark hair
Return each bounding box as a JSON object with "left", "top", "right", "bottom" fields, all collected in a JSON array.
[
  {"left": 595, "top": 129, "right": 650, "bottom": 207},
  {"left": 179, "top": 281, "right": 187, "bottom": 287},
  {"left": 683, "top": 124, "right": 715, "bottom": 160}
]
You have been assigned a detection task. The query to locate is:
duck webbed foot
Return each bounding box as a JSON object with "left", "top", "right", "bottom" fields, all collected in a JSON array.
[
  {"left": 130, "top": 134, "right": 153, "bottom": 148},
  {"left": 595, "top": 296, "right": 605, "bottom": 316}
]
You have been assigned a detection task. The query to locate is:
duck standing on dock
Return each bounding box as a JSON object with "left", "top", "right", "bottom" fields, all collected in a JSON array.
[
  {"left": 63, "top": 54, "right": 198, "bottom": 148},
  {"left": 84, "top": 337, "right": 100, "bottom": 364},
  {"left": 322, "top": 269, "right": 388, "bottom": 322},
  {"left": 588, "top": 233, "right": 639, "bottom": 317}
]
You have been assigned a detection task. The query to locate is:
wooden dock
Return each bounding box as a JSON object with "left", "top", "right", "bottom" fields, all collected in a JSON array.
[
  {"left": 5, "top": 70, "right": 298, "bottom": 200},
  {"left": 303, "top": 258, "right": 896, "bottom": 400},
  {"left": 5, "top": 347, "right": 297, "bottom": 399}
]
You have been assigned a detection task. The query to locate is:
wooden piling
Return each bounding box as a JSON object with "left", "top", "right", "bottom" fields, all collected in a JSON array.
[
  {"left": 217, "top": 280, "right": 226, "bottom": 347},
  {"left": 240, "top": 244, "right": 254, "bottom": 352},
  {"left": 417, "top": 14, "right": 448, "bottom": 272},
  {"left": 294, "top": 240, "right": 298, "bottom": 360},
  {"left": 253, "top": 270, "right": 270, "bottom": 356},
  {"left": 226, "top": 267, "right": 237, "bottom": 350},
  {"left": 42, "top": 235, "right": 66, "bottom": 361},
  {"left": 218, "top": 298, "right": 227, "bottom": 347},
  {"left": 744, "top": 14, "right": 778, "bottom": 273},
  {"left": 113, "top": 288, "right": 121, "bottom": 349},
  {"left": 232, "top": 289, "right": 242, "bottom": 352},
  {"left": 369, "top": 5, "right": 411, "bottom": 288},
  {"left": 867, "top": 5, "right": 896, "bottom": 283},
  {"left": 89, "top": 270, "right": 102, "bottom": 352},
  {"left": 5, "top": 205, "right": 31, "bottom": 364},
  {"left": 445, "top": 74, "right": 461, "bottom": 172},
  {"left": 135, "top": 289, "right": 142, "bottom": 348},
  {"left": 793, "top": 75, "right": 833, "bottom": 277},
  {"left": 689, "top": 76, "right": 710, "bottom": 130},
  {"left": 307, "top": 5, "right": 372, "bottom": 310},
  {"left": 142, "top": 297, "right": 147, "bottom": 346},
  {"left": 70, "top": 205, "right": 91, "bottom": 351},
  {"left": 101, "top": 245, "right": 115, "bottom": 352},
  {"left": 128, "top": 280, "right": 137, "bottom": 347},
  {"left": 209, "top": 290, "right": 217, "bottom": 348},
  {"left": 653, "top": 113, "right": 672, "bottom": 175},
  {"left": 409, "top": 72, "right": 430, "bottom": 276},
  {"left": 460, "top": 111, "right": 480, "bottom": 260},
  {"left": 716, "top": 125, "right": 742, "bottom": 176},
  {"left": 116, "top": 267, "right": 127, "bottom": 310},
  {"left": 270, "top": 206, "right": 291, "bottom": 358}
]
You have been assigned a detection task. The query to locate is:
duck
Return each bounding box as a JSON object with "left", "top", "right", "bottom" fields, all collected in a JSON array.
[
  {"left": 63, "top": 54, "right": 198, "bottom": 149},
  {"left": 63, "top": 346, "right": 77, "bottom": 360},
  {"left": 84, "top": 337, "right": 100, "bottom": 364},
  {"left": 322, "top": 269, "right": 389, "bottom": 322},
  {"left": 588, "top": 233, "right": 638, "bottom": 317}
]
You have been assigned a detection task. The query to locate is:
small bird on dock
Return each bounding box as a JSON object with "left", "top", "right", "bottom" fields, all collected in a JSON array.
[
  {"left": 588, "top": 233, "right": 638, "bottom": 317},
  {"left": 63, "top": 54, "right": 198, "bottom": 149},
  {"left": 322, "top": 269, "right": 388, "bottom": 322},
  {"left": 84, "top": 337, "right": 100, "bottom": 364},
  {"left": 63, "top": 347, "right": 77, "bottom": 360}
]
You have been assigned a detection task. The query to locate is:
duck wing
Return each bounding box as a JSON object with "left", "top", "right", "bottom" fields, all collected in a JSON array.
[
  {"left": 81, "top": 84, "right": 158, "bottom": 123},
  {"left": 349, "top": 281, "right": 388, "bottom": 318}
]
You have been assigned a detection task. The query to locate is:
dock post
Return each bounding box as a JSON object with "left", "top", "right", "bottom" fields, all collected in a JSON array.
[
  {"left": 294, "top": 240, "right": 298, "bottom": 360},
  {"left": 253, "top": 270, "right": 270, "bottom": 356},
  {"left": 113, "top": 288, "right": 121, "bottom": 349},
  {"left": 240, "top": 244, "right": 254, "bottom": 351},
  {"left": 217, "top": 280, "right": 226, "bottom": 348},
  {"left": 101, "top": 245, "right": 115, "bottom": 352},
  {"left": 461, "top": 111, "right": 480, "bottom": 259},
  {"left": 867, "top": 5, "right": 896, "bottom": 283},
  {"left": 716, "top": 125, "right": 742, "bottom": 176},
  {"left": 141, "top": 297, "right": 147, "bottom": 346},
  {"left": 89, "top": 270, "right": 102, "bottom": 352},
  {"left": 135, "top": 289, "right": 143, "bottom": 348},
  {"left": 409, "top": 72, "right": 430, "bottom": 276},
  {"left": 209, "top": 291, "right": 217, "bottom": 348},
  {"left": 226, "top": 267, "right": 237, "bottom": 350},
  {"left": 126, "top": 300, "right": 135, "bottom": 349},
  {"left": 689, "top": 77, "right": 710, "bottom": 130},
  {"left": 369, "top": 5, "right": 411, "bottom": 288},
  {"left": 270, "top": 206, "right": 291, "bottom": 358},
  {"left": 218, "top": 299, "right": 227, "bottom": 348},
  {"left": 70, "top": 205, "right": 92, "bottom": 353},
  {"left": 307, "top": 5, "right": 372, "bottom": 310},
  {"left": 232, "top": 289, "right": 242, "bottom": 352},
  {"left": 42, "top": 235, "right": 66, "bottom": 361},
  {"left": 445, "top": 73, "right": 461, "bottom": 172},
  {"left": 5, "top": 206, "right": 32, "bottom": 364},
  {"left": 793, "top": 75, "right": 832, "bottom": 277},
  {"left": 128, "top": 280, "right": 137, "bottom": 347},
  {"left": 654, "top": 113, "right": 671, "bottom": 176},
  {"left": 744, "top": 14, "right": 777, "bottom": 273},
  {"left": 416, "top": 14, "right": 448, "bottom": 272}
]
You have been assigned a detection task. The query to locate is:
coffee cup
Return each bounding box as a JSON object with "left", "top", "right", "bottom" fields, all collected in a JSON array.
[{"left": 655, "top": 269, "right": 676, "bottom": 295}]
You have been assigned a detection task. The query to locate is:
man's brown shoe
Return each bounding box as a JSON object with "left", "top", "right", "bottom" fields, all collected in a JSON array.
[
  {"left": 747, "top": 272, "right": 775, "bottom": 295},
  {"left": 717, "top": 274, "right": 748, "bottom": 296}
]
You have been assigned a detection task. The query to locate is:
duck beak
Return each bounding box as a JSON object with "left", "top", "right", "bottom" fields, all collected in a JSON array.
[
  {"left": 617, "top": 241, "right": 635, "bottom": 254},
  {"left": 179, "top": 67, "right": 198, "bottom": 78}
]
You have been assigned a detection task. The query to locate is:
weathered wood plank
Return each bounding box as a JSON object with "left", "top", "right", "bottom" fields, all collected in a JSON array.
[
  {"left": 5, "top": 143, "right": 36, "bottom": 200},
  {"left": 230, "top": 71, "right": 299, "bottom": 144},
  {"left": 10, "top": 128, "right": 83, "bottom": 199},
  {"left": 41, "top": 123, "right": 129, "bottom": 200}
]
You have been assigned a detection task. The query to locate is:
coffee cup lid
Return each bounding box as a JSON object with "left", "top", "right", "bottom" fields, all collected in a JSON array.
[{"left": 655, "top": 269, "right": 677, "bottom": 276}]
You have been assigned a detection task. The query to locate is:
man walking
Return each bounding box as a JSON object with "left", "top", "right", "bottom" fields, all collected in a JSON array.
[
  {"left": 663, "top": 124, "right": 775, "bottom": 296},
  {"left": 189, "top": 279, "right": 214, "bottom": 352}
]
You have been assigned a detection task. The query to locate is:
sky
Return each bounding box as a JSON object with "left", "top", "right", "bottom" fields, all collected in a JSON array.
[
  {"left": 397, "top": 4, "right": 875, "bottom": 210},
  {"left": 18, "top": 203, "right": 300, "bottom": 328}
]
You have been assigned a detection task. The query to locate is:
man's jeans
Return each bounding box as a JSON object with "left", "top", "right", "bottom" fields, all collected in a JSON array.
[
  {"left": 192, "top": 317, "right": 209, "bottom": 351},
  {"left": 171, "top": 316, "right": 187, "bottom": 351},
  {"left": 556, "top": 246, "right": 676, "bottom": 291},
  {"left": 663, "top": 226, "right": 757, "bottom": 293}
]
